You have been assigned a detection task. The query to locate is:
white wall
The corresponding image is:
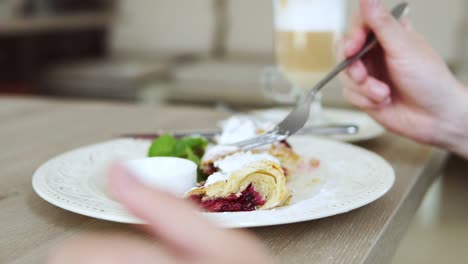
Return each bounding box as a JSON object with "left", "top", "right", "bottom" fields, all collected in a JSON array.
[
  {"left": 111, "top": 0, "right": 214, "bottom": 56},
  {"left": 111, "top": 0, "right": 466, "bottom": 62},
  {"left": 226, "top": 0, "right": 274, "bottom": 55},
  {"left": 352, "top": 0, "right": 466, "bottom": 63}
]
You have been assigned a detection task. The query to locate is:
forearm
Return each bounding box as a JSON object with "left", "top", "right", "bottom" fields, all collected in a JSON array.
[{"left": 437, "top": 83, "right": 468, "bottom": 159}]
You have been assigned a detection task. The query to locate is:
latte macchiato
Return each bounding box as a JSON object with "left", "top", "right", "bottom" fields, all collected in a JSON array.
[
  {"left": 276, "top": 31, "right": 336, "bottom": 88},
  {"left": 273, "top": 0, "right": 345, "bottom": 88}
]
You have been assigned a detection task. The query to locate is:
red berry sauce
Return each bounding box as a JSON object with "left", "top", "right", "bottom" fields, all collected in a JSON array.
[{"left": 190, "top": 185, "right": 266, "bottom": 212}]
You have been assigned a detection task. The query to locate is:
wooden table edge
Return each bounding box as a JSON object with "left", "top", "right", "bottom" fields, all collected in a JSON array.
[{"left": 363, "top": 149, "right": 450, "bottom": 264}]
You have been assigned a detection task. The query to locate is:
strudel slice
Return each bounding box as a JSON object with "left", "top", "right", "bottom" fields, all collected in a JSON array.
[{"left": 187, "top": 152, "right": 291, "bottom": 212}]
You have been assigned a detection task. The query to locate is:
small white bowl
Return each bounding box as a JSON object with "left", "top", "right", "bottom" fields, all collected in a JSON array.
[{"left": 124, "top": 157, "right": 198, "bottom": 196}]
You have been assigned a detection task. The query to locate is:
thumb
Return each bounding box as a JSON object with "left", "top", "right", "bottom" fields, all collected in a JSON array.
[
  {"left": 107, "top": 163, "right": 225, "bottom": 258},
  {"left": 360, "top": 0, "right": 409, "bottom": 55}
]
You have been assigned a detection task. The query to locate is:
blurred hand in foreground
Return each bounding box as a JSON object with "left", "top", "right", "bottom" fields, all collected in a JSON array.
[{"left": 48, "top": 164, "right": 274, "bottom": 264}]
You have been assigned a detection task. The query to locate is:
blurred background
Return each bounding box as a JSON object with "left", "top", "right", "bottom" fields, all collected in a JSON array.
[
  {"left": 1, "top": 0, "right": 467, "bottom": 263},
  {"left": 1, "top": 0, "right": 467, "bottom": 107}
]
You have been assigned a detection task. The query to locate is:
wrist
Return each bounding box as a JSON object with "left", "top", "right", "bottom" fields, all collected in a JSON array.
[{"left": 435, "top": 82, "right": 468, "bottom": 158}]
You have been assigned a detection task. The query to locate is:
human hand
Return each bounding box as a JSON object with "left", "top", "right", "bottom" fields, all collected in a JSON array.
[
  {"left": 48, "top": 164, "right": 274, "bottom": 264},
  {"left": 341, "top": 0, "right": 468, "bottom": 156}
]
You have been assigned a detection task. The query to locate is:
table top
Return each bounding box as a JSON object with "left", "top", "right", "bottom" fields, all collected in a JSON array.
[{"left": 0, "top": 96, "right": 449, "bottom": 264}]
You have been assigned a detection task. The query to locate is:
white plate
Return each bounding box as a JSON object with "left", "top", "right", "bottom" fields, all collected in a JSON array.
[
  {"left": 252, "top": 108, "right": 386, "bottom": 142},
  {"left": 32, "top": 136, "right": 394, "bottom": 228}
]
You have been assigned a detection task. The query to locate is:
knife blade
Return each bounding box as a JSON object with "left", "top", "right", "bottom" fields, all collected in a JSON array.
[{"left": 121, "top": 124, "right": 359, "bottom": 141}]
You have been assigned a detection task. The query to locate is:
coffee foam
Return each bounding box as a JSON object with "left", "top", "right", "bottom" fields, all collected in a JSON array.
[{"left": 274, "top": 0, "right": 346, "bottom": 32}]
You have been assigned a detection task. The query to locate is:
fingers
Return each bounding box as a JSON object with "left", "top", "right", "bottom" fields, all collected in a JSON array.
[
  {"left": 359, "top": 0, "right": 409, "bottom": 55},
  {"left": 48, "top": 233, "right": 175, "bottom": 264},
  {"left": 343, "top": 85, "right": 378, "bottom": 110},
  {"left": 50, "top": 166, "right": 273, "bottom": 264},
  {"left": 346, "top": 58, "right": 391, "bottom": 102},
  {"left": 107, "top": 163, "right": 225, "bottom": 258},
  {"left": 400, "top": 17, "right": 414, "bottom": 31},
  {"left": 347, "top": 61, "right": 368, "bottom": 84},
  {"left": 341, "top": 69, "right": 392, "bottom": 109},
  {"left": 345, "top": 13, "right": 369, "bottom": 57},
  {"left": 361, "top": 78, "right": 391, "bottom": 103}
]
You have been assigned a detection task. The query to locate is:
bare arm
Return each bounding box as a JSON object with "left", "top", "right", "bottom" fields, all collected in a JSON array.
[{"left": 436, "top": 84, "right": 468, "bottom": 158}]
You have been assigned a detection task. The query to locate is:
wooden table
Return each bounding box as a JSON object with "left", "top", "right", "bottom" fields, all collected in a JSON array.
[{"left": 0, "top": 96, "right": 449, "bottom": 264}]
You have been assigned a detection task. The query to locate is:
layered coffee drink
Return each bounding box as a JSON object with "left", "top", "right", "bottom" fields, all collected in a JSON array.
[{"left": 273, "top": 0, "right": 345, "bottom": 88}]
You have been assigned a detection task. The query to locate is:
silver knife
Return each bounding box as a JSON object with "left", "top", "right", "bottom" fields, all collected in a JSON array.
[{"left": 122, "top": 124, "right": 359, "bottom": 140}]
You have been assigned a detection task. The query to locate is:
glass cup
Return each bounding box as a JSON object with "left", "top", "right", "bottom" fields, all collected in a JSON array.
[{"left": 264, "top": 0, "right": 346, "bottom": 125}]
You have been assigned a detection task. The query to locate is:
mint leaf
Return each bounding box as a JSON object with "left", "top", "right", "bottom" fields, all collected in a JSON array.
[
  {"left": 173, "top": 141, "right": 188, "bottom": 157},
  {"left": 185, "top": 147, "right": 201, "bottom": 166},
  {"left": 148, "top": 134, "right": 178, "bottom": 157},
  {"left": 181, "top": 136, "right": 208, "bottom": 149},
  {"left": 147, "top": 134, "right": 209, "bottom": 183},
  {"left": 197, "top": 169, "right": 209, "bottom": 183}
]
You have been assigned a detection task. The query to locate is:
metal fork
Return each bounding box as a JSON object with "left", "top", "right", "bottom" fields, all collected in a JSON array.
[{"left": 230, "top": 2, "right": 409, "bottom": 150}]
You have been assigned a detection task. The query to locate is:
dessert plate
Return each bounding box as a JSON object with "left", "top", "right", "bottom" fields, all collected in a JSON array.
[
  {"left": 252, "top": 108, "right": 386, "bottom": 142},
  {"left": 32, "top": 136, "right": 394, "bottom": 228}
]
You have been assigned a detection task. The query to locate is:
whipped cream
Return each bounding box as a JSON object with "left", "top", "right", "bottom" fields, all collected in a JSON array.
[
  {"left": 216, "top": 115, "right": 275, "bottom": 145},
  {"left": 202, "top": 145, "right": 240, "bottom": 164},
  {"left": 202, "top": 116, "right": 275, "bottom": 164},
  {"left": 204, "top": 171, "right": 231, "bottom": 187},
  {"left": 215, "top": 152, "right": 279, "bottom": 172},
  {"left": 205, "top": 152, "right": 280, "bottom": 186},
  {"left": 273, "top": 0, "right": 346, "bottom": 32}
]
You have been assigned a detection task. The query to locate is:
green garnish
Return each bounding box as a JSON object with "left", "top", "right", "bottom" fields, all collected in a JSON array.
[
  {"left": 148, "top": 134, "right": 178, "bottom": 157},
  {"left": 148, "top": 134, "right": 209, "bottom": 181}
]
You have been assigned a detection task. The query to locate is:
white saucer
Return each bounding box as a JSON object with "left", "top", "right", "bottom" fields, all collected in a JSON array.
[{"left": 252, "top": 108, "right": 386, "bottom": 142}]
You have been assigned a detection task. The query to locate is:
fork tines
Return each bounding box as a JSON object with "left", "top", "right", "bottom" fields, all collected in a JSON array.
[{"left": 230, "top": 130, "right": 288, "bottom": 151}]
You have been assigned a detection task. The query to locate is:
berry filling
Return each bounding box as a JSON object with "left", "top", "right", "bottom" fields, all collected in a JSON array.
[
  {"left": 280, "top": 140, "right": 292, "bottom": 149},
  {"left": 203, "top": 163, "right": 217, "bottom": 176},
  {"left": 190, "top": 184, "right": 266, "bottom": 212}
]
